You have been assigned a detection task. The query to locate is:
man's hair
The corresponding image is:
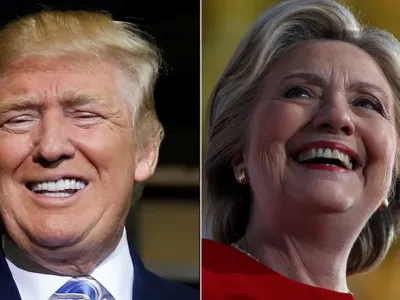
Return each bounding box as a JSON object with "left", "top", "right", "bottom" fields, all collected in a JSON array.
[
  {"left": 0, "top": 10, "right": 164, "bottom": 146},
  {"left": 205, "top": 0, "right": 400, "bottom": 275}
]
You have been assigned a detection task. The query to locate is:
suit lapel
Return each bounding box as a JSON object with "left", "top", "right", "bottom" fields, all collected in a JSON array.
[
  {"left": 0, "top": 247, "right": 22, "bottom": 299},
  {"left": 129, "top": 244, "right": 198, "bottom": 300},
  {"left": 129, "top": 243, "right": 159, "bottom": 300}
]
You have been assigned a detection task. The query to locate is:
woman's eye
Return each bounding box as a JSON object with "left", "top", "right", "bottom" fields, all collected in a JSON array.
[
  {"left": 353, "top": 97, "right": 385, "bottom": 115},
  {"left": 284, "top": 86, "right": 313, "bottom": 99}
]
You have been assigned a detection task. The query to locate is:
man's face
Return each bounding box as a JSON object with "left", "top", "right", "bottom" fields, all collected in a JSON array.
[{"left": 0, "top": 54, "right": 157, "bottom": 265}]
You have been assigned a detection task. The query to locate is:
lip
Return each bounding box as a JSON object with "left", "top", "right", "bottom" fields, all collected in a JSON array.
[
  {"left": 300, "top": 163, "right": 353, "bottom": 173},
  {"left": 293, "top": 141, "right": 362, "bottom": 168}
]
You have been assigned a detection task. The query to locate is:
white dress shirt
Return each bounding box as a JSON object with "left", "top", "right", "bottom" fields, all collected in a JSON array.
[{"left": 4, "top": 228, "right": 134, "bottom": 300}]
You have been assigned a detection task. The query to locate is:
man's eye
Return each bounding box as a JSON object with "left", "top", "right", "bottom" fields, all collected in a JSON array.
[
  {"left": 71, "top": 112, "right": 102, "bottom": 126},
  {"left": 75, "top": 112, "right": 99, "bottom": 118},
  {"left": 2, "top": 115, "right": 37, "bottom": 132},
  {"left": 8, "top": 117, "right": 33, "bottom": 123}
]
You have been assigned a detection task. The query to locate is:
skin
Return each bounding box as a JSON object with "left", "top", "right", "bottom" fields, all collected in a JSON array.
[
  {"left": 235, "top": 40, "right": 397, "bottom": 292},
  {"left": 0, "top": 54, "right": 159, "bottom": 275}
]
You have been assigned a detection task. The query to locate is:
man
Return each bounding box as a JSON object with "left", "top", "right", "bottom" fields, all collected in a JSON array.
[{"left": 0, "top": 10, "right": 198, "bottom": 300}]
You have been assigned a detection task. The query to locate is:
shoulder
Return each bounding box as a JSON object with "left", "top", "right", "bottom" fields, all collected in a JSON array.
[
  {"left": 202, "top": 238, "right": 276, "bottom": 299},
  {"left": 0, "top": 249, "right": 22, "bottom": 298},
  {"left": 129, "top": 243, "right": 198, "bottom": 300},
  {"left": 202, "top": 238, "right": 246, "bottom": 268},
  {"left": 135, "top": 266, "right": 199, "bottom": 300}
]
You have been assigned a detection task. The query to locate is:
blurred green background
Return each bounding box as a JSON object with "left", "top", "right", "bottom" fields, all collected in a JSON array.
[{"left": 202, "top": 0, "right": 400, "bottom": 299}]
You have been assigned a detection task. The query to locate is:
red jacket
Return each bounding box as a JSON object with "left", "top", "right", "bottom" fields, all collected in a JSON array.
[{"left": 202, "top": 239, "right": 355, "bottom": 300}]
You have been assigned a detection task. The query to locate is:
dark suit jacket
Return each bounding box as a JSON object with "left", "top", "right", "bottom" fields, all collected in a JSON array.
[{"left": 0, "top": 243, "right": 199, "bottom": 299}]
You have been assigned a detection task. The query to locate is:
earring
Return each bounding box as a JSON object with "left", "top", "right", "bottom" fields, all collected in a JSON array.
[
  {"left": 379, "top": 198, "right": 389, "bottom": 211},
  {"left": 237, "top": 170, "right": 248, "bottom": 184}
]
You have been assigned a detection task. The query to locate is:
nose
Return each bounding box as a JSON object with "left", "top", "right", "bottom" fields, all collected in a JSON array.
[
  {"left": 312, "top": 94, "right": 355, "bottom": 136},
  {"left": 32, "top": 110, "right": 75, "bottom": 166}
]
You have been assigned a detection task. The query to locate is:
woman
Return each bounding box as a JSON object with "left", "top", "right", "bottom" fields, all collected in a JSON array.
[{"left": 202, "top": 0, "right": 400, "bottom": 299}]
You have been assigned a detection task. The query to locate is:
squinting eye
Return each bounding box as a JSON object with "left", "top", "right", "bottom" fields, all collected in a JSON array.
[
  {"left": 353, "top": 97, "right": 385, "bottom": 115},
  {"left": 2, "top": 115, "right": 36, "bottom": 132},
  {"left": 7, "top": 116, "right": 35, "bottom": 124},
  {"left": 284, "top": 86, "right": 313, "bottom": 99},
  {"left": 71, "top": 112, "right": 102, "bottom": 127},
  {"left": 75, "top": 112, "right": 98, "bottom": 118}
]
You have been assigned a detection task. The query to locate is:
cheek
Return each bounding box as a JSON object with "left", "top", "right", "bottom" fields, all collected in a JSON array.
[
  {"left": 72, "top": 125, "right": 136, "bottom": 185},
  {"left": 0, "top": 136, "right": 33, "bottom": 219},
  {"left": 74, "top": 124, "right": 135, "bottom": 161},
  {"left": 362, "top": 122, "right": 396, "bottom": 196},
  {"left": 367, "top": 124, "right": 396, "bottom": 166},
  {"left": 71, "top": 127, "right": 135, "bottom": 215},
  {"left": 0, "top": 134, "right": 32, "bottom": 176},
  {"left": 249, "top": 101, "right": 308, "bottom": 146},
  {"left": 246, "top": 102, "right": 307, "bottom": 193},
  {"left": 247, "top": 102, "right": 306, "bottom": 171}
]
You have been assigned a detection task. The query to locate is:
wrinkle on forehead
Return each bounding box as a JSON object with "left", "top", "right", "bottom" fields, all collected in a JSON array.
[
  {"left": 1, "top": 53, "right": 104, "bottom": 75},
  {"left": 285, "top": 41, "right": 389, "bottom": 82},
  {"left": 267, "top": 40, "right": 395, "bottom": 102},
  {"left": 0, "top": 89, "right": 113, "bottom": 114},
  {"left": 0, "top": 54, "right": 131, "bottom": 119}
]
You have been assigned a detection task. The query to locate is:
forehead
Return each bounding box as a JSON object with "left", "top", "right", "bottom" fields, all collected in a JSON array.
[
  {"left": 269, "top": 40, "right": 393, "bottom": 92},
  {"left": 0, "top": 54, "right": 122, "bottom": 105}
]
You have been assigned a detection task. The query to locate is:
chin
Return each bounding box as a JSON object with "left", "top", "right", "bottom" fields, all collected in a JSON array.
[
  {"left": 31, "top": 234, "right": 82, "bottom": 249},
  {"left": 291, "top": 186, "right": 357, "bottom": 213},
  {"left": 25, "top": 220, "right": 91, "bottom": 249},
  {"left": 312, "top": 197, "right": 354, "bottom": 213}
]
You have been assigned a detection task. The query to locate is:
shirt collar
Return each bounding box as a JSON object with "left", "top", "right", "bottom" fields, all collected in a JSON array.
[
  {"left": 4, "top": 228, "right": 134, "bottom": 300},
  {"left": 91, "top": 228, "right": 134, "bottom": 300}
]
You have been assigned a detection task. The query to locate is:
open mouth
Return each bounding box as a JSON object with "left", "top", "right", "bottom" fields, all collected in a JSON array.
[
  {"left": 294, "top": 148, "right": 359, "bottom": 171},
  {"left": 26, "top": 178, "right": 88, "bottom": 198}
]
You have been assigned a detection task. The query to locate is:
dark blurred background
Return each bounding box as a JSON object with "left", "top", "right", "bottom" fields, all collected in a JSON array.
[{"left": 0, "top": 0, "right": 199, "bottom": 289}]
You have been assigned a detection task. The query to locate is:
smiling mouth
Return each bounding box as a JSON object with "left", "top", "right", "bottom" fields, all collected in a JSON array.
[
  {"left": 294, "top": 147, "right": 359, "bottom": 171},
  {"left": 27, "top": 178, "right": 88, "bottom": 198}
]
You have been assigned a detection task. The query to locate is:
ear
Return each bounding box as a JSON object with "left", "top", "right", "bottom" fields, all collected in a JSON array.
[
  {"left": 231, "top": 153, "right": 246, "bottom": 179},
  {"left": 134, "top": 137, "right": 160, "bottom": 182}
]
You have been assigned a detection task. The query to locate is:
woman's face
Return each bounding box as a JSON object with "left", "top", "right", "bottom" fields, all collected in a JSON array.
[{"left": 244, "top": 40, "right": 396, "bottom": 219}]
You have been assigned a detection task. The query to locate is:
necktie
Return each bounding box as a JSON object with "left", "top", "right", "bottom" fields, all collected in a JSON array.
[{"left": 50, "top": 276, "right": 115, "bottom": 300}]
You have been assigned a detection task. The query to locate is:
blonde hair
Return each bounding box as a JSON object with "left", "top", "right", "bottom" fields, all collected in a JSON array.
[
  {"left": 0, "top": 10, "right": 163, "bottom": 146},
  {"left": 206, "top": 0, "right": 400, "bottom": 274}
]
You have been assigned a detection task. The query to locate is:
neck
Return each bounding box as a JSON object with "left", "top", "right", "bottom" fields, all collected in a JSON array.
[
  {"left": 241, "top": 204, "right": 361, "bottom": 293},
  {"left": 2, "top": 228, "right": 124, "bottom": 276}
]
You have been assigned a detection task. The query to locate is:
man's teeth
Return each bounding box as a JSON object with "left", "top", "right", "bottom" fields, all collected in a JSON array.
[
  {"left": 31, "top": 178, "right": 86, "bottom": 194},
  {"left": 42, "top": 192, "right": 76, "bottom": 198},
  {"left": 297, "top": 148, "right": 353, "bottom": 170}
]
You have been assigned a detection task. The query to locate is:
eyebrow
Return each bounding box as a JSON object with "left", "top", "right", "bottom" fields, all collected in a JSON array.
[
  {"left": 59, "top": 89, "right": 105, "bottom": 107},
  {"left": 280, "top": 72, "right": 390, "bottom": 99},
  {"left": 349, "top": 81, "right": 389, "bottom": 100},
  {"left": 0, "top": 89, "right": 105, "bottom": 114},
  {"left": 280, "top": 72, "right": 326, "bottom": 87},
  {"left": 0, "top": 96, "right": 41, "bottom": 114}
]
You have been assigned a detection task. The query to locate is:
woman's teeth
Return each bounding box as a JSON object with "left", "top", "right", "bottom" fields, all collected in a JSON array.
[{"left": 297, "top": 148, "right": 354, "bottom": 170}]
